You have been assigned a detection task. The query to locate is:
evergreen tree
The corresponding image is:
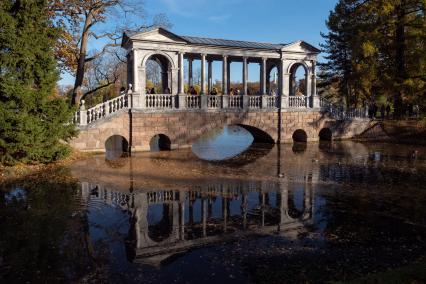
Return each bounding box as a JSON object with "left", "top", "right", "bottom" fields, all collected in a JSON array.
[
  {"left": 0, "top": 0, "right": 77, "bottom": 165},
  {"left": 319, "top": 0, "right": 361, "bottom": 106},
  {"left": 321, "top": 0, "right": 426, "bottom": 112}
]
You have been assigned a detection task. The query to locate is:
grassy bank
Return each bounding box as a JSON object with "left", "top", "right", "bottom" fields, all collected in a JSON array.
[
  {"left": 382, "top": 119, "right": 426, "bottom": 145},
  {"left": 0, "top": 150, "right": 92, "bottom": 184}
]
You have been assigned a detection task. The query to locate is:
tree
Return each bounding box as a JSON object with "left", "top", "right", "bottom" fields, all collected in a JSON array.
[
  {"left": 321, "top": 0, "right": 426, "bottom": 112},
  {"left": 0, "top": 0, "right": 77, "bottom": 165},
  {"left": 319, "top": 0, "right": 361, "bottom": 106},
  {"left": 49, "top": 0, "right": 170, "bottom": 107}
]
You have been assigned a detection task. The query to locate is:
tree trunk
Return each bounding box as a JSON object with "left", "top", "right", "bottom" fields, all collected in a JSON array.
[
  {"left": 394, "top": 1, "right": 406, "bottom": 118},
  {"left": 71, "top": 13, "right": 93, "bottom": 107}
]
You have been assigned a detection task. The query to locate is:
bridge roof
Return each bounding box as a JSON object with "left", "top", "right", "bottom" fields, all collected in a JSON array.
[
  {"left": 122, "top": 28, "right": 320, "bottom": 53},
  {"left": 179, "top": 35, "right": 285, "bottom": 50}
]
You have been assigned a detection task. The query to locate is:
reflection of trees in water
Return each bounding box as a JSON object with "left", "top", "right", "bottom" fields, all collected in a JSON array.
[{"left": 0, "top": 171, "right": 93, "bottom": 282}]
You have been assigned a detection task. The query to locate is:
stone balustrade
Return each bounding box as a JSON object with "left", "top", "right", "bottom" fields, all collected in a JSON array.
[
  {"left": 76, "top": 93, "right": 128, "bottom": 126},
  {"left": 75, "top": 93, "right": 369, "bottom": 127},
  {"left": 319, "top": 97, "right": 367, "bottom": 120},
  {"left": 289, "top": 96, "right": 307, "bottom": 108},
  {"left": 146, "top": 94, "right": 173, "bottom": 109},
  {"left": 229, "top": 95, "right": 243, "bottom": 108}
]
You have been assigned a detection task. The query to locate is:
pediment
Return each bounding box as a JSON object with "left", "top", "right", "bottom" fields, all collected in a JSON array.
[
  {"left": 128, "top": 28, "right": 187, "bottom": 44},
  {"left": 281, "top": 41, "right": 320, "bottom": 54}
]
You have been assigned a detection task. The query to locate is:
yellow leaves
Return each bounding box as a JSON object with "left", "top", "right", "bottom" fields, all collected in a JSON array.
[
  {"left": 381, "top": 1, "right": 394, "bottom": 15},
  {"left": 55, "top": 29, "right": 78, "bottom": 73},
  {"left": 362, "top": 41, "right": 378, "bottom": 57}
]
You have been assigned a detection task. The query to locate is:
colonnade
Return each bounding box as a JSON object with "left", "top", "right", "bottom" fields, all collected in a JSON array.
[{"left": 130, "top": 49, "right": 320, "bottom": 109}]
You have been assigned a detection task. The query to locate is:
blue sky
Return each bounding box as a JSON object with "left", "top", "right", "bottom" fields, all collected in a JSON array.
[{"left": 60, "top": 0, "right": 337, "bottom": 86}]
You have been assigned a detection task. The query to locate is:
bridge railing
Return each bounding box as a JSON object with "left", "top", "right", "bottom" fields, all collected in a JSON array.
[
  {"left": 320, "top": 97, "right": 368, "bottom": 120},
  {"left": 289, "top": 96, "right": 308, "bottom": 108},
  {"left": 206, "top": 95, "right": 220, "bottom": 108},
  {"left": 186, "top": 95, "right": 201, "bottom": 109},
  {"left": 75, "top": 93, "right": 128, "bottom": 126},
  {"left": 76, "top": 93, "right": 359, "bottom": 126},
  {"left": 146, "top": 94, "right": 174, "bottom": 109},
  {"left": 229, "top": 95, "right": 244, "bottom": 108}
]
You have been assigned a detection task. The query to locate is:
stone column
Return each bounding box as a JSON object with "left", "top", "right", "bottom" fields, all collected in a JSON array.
[
  {"left": 188, "top": 58, "right": 193, "bottom": 87},
  {"left": 280, "top": 60, "right": 290, "bottom": 109},
  {"left": 178, "top": 52, "right": 186, "bottom": 109},
  {"left": 261, "top": 58, "right": 268, "bottom": 108},
  {"left": 207, "top": 59, "right": 213, "bottom": 94},
  {"left": 222, "top": 55, "right": 228, "bottom": 95},
  {"left": 178, "top": 52, "right": 185, "bottom": 94},
  {"left": 200, "top": 54, "right": 206, "bottom": 95},
  {"left": 171, "top": 68, "right": 179, "bottom": 107},
  {"left": 306, "top": 64, "right": 312, "bottom": 108},
  {"left": 311, "top": 61, "right": 319, "bottom": 108},
  {"left": 243, "top": 57, "right": 248, "bottom": 95},
  {"left": 227, "top": 60, "right": 231, "bottom": 93},
  {"left": 132, "top": 49, "right": 139, "bottom": 93},
  {"left": 261, "top": 58, "right": 267, "bottom": 95}
]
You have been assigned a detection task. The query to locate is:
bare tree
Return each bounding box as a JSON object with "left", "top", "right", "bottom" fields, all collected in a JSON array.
[
  {"left": 193, "top": 67, "right": 201, "bottom": 86},
  {"left": 146, "top": 59, "right": 162, "bottom": 91},
  {"left": 50, "top": 0, "right": 170, "bottom": 106},
  {"left": 84, "top": 52, "right": 126, "bottom": 100}
]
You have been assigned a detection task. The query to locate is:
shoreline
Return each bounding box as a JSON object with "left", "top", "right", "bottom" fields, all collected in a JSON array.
[
  {"left": 1, "top": 121, "right": 425, "bottom": 184},
  {"left": 0, "top": 150, "right": 93, "bottom": 185}
]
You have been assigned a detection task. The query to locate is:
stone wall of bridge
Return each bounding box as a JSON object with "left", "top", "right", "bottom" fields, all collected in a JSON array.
[{"left": 70, "top": 109, "right": 376, "bottom": 152}]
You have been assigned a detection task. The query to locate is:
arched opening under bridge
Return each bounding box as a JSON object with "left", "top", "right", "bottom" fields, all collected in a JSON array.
[
  {"left": 105, "top": 135, "right": 129, "bottom": 160},
  {"left": 150, "top": 134, "right": 171, "bottom": 151}
]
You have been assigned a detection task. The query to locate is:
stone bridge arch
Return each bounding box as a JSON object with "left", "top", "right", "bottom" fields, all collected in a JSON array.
[{"left": 132, "top": 111, "right": 280, "bottom": 150}]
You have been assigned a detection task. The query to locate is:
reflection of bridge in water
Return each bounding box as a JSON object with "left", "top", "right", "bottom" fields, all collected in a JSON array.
[{"left": 80, "top": 181, "right": 314, "bottom": 265}]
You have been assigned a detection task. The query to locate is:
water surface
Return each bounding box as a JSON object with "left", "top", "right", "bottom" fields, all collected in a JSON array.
[{"left": 1, "top": 132, "right": 426, "bottom": 283}]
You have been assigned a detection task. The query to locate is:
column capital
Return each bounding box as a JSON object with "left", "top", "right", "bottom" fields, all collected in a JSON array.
[
  {"left": 262, "top": 57, "right": 268, "bottom": 62},
  {"left": 178, "top": 51, "right": 185, "bottom": 55},
  {"left": 200, "top": 53, "right": 207, "bottom": 58}
]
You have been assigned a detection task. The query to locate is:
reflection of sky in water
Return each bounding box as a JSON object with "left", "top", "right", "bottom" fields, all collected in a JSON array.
[
  {"left": 86, "top": 200, "right": 131, "bottom": 272},
  {"left": 192, "top": 125, "right": 254, "bottom": 160},
  {"left": 4, "top": 187, "right": 27, "bottom": 204}
]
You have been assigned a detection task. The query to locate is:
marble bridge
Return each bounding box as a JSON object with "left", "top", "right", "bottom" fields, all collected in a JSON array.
[{"left": 71, "top": 28, "right": 371, "bottom": 152}]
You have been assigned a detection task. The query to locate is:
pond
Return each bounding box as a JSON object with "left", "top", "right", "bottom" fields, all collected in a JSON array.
[{"left": 1, "top": 127, "right": 426, "bottom": 283}]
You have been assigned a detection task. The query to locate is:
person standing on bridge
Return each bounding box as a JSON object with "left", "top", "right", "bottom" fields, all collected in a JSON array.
[
  {"left": 386, "top": 103, "right": 391, "bottom": 119},
  {"left": 380, "top": 104, "right": 385, "bottom": 120},
  {"left": 210, "top": 88, "right": 218, "bottom": 95},
  {"left": 189, "top": 86, "right": 197, "bottom": 95}
]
